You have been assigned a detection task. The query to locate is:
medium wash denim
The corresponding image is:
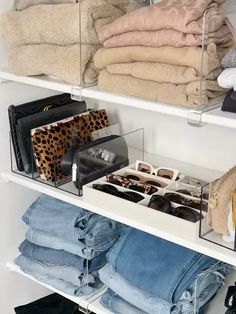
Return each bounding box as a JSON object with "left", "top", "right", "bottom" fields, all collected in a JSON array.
[
  {"left": 22, "top": 194, "right": 121, "bottom": 251},
  {"left": 99, "top": 263, "right": 231, "bottom": 314},
  {"left": 15, "top": 255, "right": 103, "bottom": 296},
  {"left": 107, "top": 228, "right": 220, "bottom": 303},
  {"left": 100, "top": 289, "right": 206, "bottom": 314},
  {"left": 19, "top": 240, "right": 107, "bottom": 272}
]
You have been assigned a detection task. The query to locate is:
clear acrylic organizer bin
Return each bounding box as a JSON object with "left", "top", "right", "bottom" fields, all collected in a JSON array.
[
  {"left": 199, "top": 181, "right": 236, "bottom": 252},
  {"left": 10, "top": 122, "right": 144, "bottom": 197}
]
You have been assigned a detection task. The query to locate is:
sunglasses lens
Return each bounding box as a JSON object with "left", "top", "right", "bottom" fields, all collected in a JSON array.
[
  {"left": 172, "top": 206, "right": 201, "bottom": 223},
  {"left": 164, "top": 193, "right": 183, "bottom": 204},
  {"left": 145, "top": 180, "right": 161, "bottom": 187},
  {"left": 176, "top": 189, "right": 192, "bottom": 196},
  {"left": 148, "top": 195, "right": 172, "bottom": 212},
  {"left": 126, "top": 174, "right": 140, "bottom": 181},
  {"left": 93, "top": 184, "right": 118, "bottom": 195},
  {"left": 137, "top": 163, "right": 152, "bottom": 174},
  {"left": 123, "top": 191, "right": 144, "bottom": 203},
  {"left": 157, "top": 169, "right": 174, "bottom": 179},
  {"left": 129, "top": 185, "right": 146, "bottom": 193}
]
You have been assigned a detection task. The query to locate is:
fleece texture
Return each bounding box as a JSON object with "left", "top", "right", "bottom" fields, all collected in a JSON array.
[{"left": 14, "top": 0, "right": 76, "bottom": 11}]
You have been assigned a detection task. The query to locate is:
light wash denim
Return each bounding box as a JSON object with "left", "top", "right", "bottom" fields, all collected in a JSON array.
[
  {"left": 107, "top": 228, "right": 220, "bottom": 303},
  {"left": 19, "top": 240, "right": 107, "bottom": 272},
  {"left": 22, "top": 194, "right": 121, "bottom": 251},
  {"left": 15, "top": 255, "right": 102, "bottom": 297},
  {"left": 26, "top": 228, "right": 95, "bottom": 259},
  {"left": 100, "top": 289, "right": 206, "bottom": 314},
  {"left": 16, "top": 254, "right": 98, "bottom": 287},
  {"left": 101, "top": 289, "right": 148, "bottom": 314},
  {"left": 99, "top": 263, "right": 231, "bottom": 314}
]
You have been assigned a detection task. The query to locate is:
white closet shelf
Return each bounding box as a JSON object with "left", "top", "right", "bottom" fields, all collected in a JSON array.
[
  {"left": 6, "top": 261, "right": 111, "bottom": 313},
  {"left": 6, "top": 260, "right": 235, "bottom": 314},
  {"left": 2, "top": 170, "right": 236, "bottom": 267},
  {"left": 1, "top": 68, "right": 236, "bottom": 129}
]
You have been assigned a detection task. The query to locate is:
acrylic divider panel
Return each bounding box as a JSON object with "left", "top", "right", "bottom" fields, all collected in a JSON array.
[
  {"left": 199, "top": 181, "right": 236, "bottom": 252},
  {"left": 10, "top": 123, "right": 144, "bottom": 197},
  {"left": 78, "top": 0, "right": 151, "bottom": 87}
]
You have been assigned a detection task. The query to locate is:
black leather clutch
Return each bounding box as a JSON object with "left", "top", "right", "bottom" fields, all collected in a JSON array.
[
  {"left": 61, "top": 135, "right": 129, "bottom": 191},
  {"left": 9, "top": 93, "right": 86, "bottom": 173}
]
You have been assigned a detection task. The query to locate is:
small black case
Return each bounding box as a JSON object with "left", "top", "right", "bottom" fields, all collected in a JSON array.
[
  {"left": 8, "top": 93, "right": 86, "bottom": 173},
  {"left": 221, "top": 89, "right": 236, "bottom": 113},
  {"left": 61, "top": 135, "right": 129, "bottom": 191}
]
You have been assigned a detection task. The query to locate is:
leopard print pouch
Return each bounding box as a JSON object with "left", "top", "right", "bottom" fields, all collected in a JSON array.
[{"left": 31, "top": 109, "right": 109, "bottom": 182}]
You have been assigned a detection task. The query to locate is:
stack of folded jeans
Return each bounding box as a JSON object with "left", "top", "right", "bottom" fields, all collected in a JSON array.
[
  {"left": 15, "top": 194, "right": 122, "bottom": 297},
  {"left": 99, "top": 228, "right": 232, "bottom": 314}
]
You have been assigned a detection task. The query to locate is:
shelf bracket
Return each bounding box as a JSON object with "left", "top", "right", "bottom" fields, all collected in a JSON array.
[
  {"left": 0, "top": 78, "right": 10, "bottom": 84},
  {"left": 71, "top": 86, "right": 84, "bottom": 102},
  {"left": 187, "top": 110, "right": 205, "bottom": 127}
]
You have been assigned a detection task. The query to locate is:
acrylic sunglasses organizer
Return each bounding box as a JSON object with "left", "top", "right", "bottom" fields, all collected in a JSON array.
[
  {"left": 199, "top": 182, "right": 236, "bottom": 252},
  {"left": 83, "top": 164, "right": 207, "bottom": 241}
]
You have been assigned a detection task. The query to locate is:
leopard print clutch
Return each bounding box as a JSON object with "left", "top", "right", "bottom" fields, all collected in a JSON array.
[{"left": 31, "top": 109, "right": 109, "bottom": 182}]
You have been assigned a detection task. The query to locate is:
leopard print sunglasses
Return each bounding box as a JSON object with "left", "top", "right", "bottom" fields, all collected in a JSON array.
[{"left": 106, "top": 173, "right": 158, "bottom": 195}]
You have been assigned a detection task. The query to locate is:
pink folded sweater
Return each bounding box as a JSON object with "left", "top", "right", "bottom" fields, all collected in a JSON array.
[
  {"left": 99, "top": 0, "right": 226, "bottom": 43},
  {"left": 103, "top": 25, "right": 232, "bottom": 48}
]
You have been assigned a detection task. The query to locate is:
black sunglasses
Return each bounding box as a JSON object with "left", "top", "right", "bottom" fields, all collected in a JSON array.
[
  {"left": 92, "top": 184, "right": 144, "bottom": 203},
  {"left": 164, "top": 192, "right": 207, "bottom": 211},
  {"left": 148, "top": 195, "right": 201, "bottom": 223}
]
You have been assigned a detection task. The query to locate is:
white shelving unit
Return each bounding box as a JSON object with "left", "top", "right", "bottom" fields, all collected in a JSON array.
[
  {"left": 2, "top": 68, "right": 236, "bottom": 129},
  {"left": 2, "top": 67, "right": 236, "bottom": 313},
  {"left": 6, "top": 261, "right": 236, "bottom": 314}
]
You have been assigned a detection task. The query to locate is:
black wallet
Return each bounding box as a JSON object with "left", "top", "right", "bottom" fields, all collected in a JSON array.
[
  {"left": 8, "top": 93, "right": 86, "bottom": 173},
  {"left": 61, "top": 135, "right": 129, "bottom": 190}
]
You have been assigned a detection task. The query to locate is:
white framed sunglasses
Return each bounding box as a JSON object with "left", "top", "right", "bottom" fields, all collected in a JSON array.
[{"left": 135, "top": 160, "right": 179, "bottom": 181}]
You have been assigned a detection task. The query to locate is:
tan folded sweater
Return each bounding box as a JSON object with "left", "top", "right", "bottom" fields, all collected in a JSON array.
[
  {"left": 106, "top": 63, "right": 222, "bottom": 84},
  {"left": 8, "top": 44, "right": 99, "bottom": 85},
  {"left": 1, "top": 1, "right": 131, "bottom": 47},
  {"left": 98, "top": 70, "right": 226, "bottom": 107},
  {"left": 94, "top": 44, "right": 222, "bottom": 77},
  {"left": 13, "top": 0, "right": 76, "bottom": 11}
]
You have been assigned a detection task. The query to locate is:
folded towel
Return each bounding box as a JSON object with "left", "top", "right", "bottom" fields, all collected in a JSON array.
[
  {"left": 102, "top": 25, "right": 232, "bottom": 48},
  {"left": 106, "top": 62, "right": 222, "bottom": 84},
  {"left": 218, "top": 67, "right": 236, "bottom": 90},
  {"left": 1, "top": 1, "right": 126, "bottom": 47},
  {"left": 98, "top": 70, "right": 226, "bottom": 107},
  {"left": 8, "top": 44, "right": 99, "bottom": 85},
  {"left": 98, "top": 0, "right": 226, "bottom": 43},
  {"left": 94, "top": 44, "right": 222, "bottom": 77},
  {"left": 221, "top": 47, "right": 236, "bottom": 68},
  {"left": 13, "top": 0, "right": 76, "bottom": 11}
]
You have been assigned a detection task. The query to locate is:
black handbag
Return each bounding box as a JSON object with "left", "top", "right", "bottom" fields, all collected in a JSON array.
[
  {"left": 221, "top": 89, "right": 236, "bottom": 113},
  {"left": 8, "top": 93, "right": 86, "bottom": 173},
  {"left": 14, "top": 293, "right": 89, "bottom": 314},
  {"left": 61, "top": 135, "right": 129, "bottom": 190}
]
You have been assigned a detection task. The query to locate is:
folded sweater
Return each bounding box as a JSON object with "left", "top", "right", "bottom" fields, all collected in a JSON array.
[
  {"left": 98, "top": 0, "right": 226, "bottom": 43},
  {"left": 13, "top": 0, "right": 76, "bottom": 11},
  {"left": 8, "top": 44, "right": 99, "bottom": 85},
  {"left": 2, "top": 0, "right": 141, "bottom": 47},
  {"left": 106, "top": 62, "right": 222, "bottom": 84},
  {"left": 98, "top": 70, "right": 226, "bottom": 107},
  {"left": 102, "top": 25, "right": 232, "bottom": 48},
  {"left": 94, "top": 44, "right": 223, "bottom": 77}
]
